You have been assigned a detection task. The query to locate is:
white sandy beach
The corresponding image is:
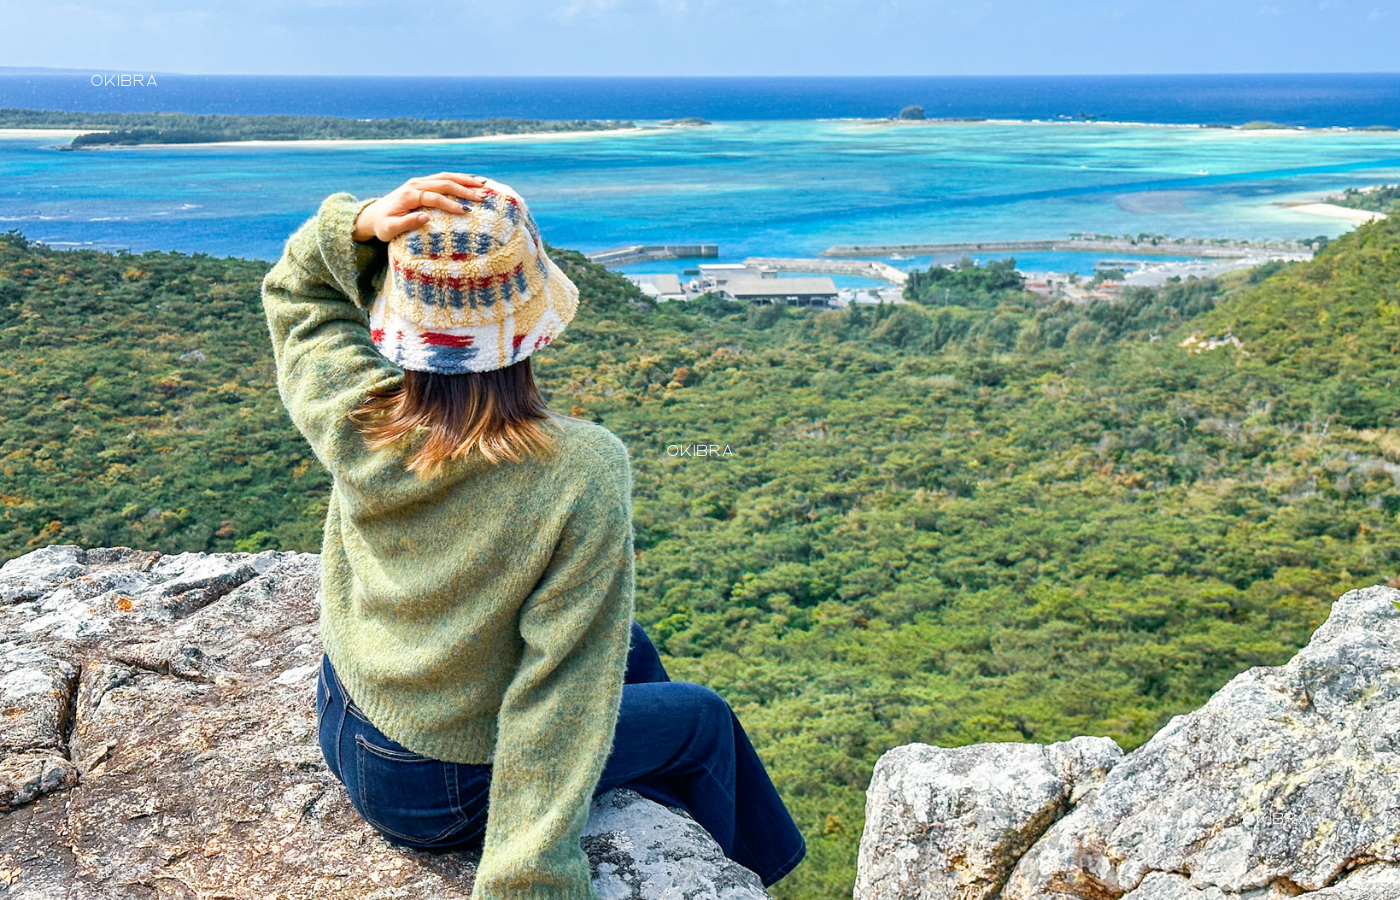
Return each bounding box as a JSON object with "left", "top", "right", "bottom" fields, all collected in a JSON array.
[
  {"left": 0, "top": 126, "right": 655, "bottom": 150},
  {"left": 187, "top": 127, "right": 654, "bottom": 149},
  {"left": 1278, "top": 202, "right": 1388, "bottom": 224},
  {"left": 0, "top": 128, "right": 95, "bottom": 139}
]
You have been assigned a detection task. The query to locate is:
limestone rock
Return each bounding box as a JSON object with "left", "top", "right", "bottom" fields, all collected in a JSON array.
[
  {"left": 854, "top": 736, "right": 1121, "bottom": 900},
  {"left": 998, "top": 584, "right": 1400, "bottom": 899},
  {"left": 0, "top": 545, "right": 88, "bottom": 604},
  {"left": 585, "top": 788, "right": 768, "bottom": 900},
  {"left": 856, "top": 584, "right": 1400, "bottom": 900},
  {"left": 0, "top": 545, "right": 769, "bottom": 899}
]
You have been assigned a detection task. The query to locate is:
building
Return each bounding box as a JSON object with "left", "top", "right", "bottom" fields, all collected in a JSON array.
[
  {"left": 717, "top": 276, "right": 839, "bottom": 307},
  {"left": 625, "top": 273, "right": 686, "bottom": 302},
  {"left": 696, "top": 263, "right": 756, "bottom": 287}
]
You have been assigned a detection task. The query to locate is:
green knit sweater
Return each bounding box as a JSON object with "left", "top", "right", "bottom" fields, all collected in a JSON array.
[{"left": 261, "top": 192, "right": 636, "bottom": 900}]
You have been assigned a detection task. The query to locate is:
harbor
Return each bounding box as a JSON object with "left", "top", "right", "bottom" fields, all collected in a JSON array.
[
  {"left": 821, "top": 237, "right": 1317, "bottom": 261},
  {"left": 626, "top": 261, "right": 904, "bottom": 307}
]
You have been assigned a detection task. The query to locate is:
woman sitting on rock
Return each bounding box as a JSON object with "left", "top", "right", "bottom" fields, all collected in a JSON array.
[{"left": 260, "top": 173, "right": 806, "bottom": 900}]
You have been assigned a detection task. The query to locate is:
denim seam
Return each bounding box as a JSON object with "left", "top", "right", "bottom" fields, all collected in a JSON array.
[
  {"left": 445, "top": 763, "right": 479, "bottom": 829},
  {"left": 334, "top": 694, "right": 348, "bottom": 776},
  {"left": 326, "top": 656, "right": 378, "bottom": 727},
  {"left": 455, "top": 783, "right": 490, "bottom": 813},
  {"left": 759, "top": 835, "right": 807, "bottom": 887},
  {"left": 315, "top": 677, "right": 329, "bottom": 734},
  {"left": 356, "top": 736, "right": 433, "bottom": 763},
  {"left": 445, "top": 762, "right": 460, "bottom": 812},
  {"left": 671, "top": 759, "right": 747, "bottom": 860}
]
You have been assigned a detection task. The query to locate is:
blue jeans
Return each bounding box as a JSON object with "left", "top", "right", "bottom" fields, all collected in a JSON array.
[{"left": 316, "top": 622, "right": 807, "bottom": 887}]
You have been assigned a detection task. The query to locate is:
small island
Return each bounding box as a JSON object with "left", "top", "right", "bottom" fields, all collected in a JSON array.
[{"left": 0, "top": 108, "right": 636, "bottom": 148}]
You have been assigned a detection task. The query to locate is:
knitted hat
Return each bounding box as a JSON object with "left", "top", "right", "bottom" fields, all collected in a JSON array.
[{"left": 368, "top": 179, "right": 579, "bottom": 374}]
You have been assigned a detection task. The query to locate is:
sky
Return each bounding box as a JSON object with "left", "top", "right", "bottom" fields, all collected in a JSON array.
[{"left": 0, "top": 0, "right": 1396, "bottom": 76}]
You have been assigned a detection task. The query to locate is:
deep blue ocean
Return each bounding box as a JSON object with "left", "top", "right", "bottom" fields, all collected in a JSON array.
[
  {"left": 4, "top": 72, "right": 1400, "bottom": 127},
  {"left": 2, "top": 72, "right": 1398, "bottom": 276}
]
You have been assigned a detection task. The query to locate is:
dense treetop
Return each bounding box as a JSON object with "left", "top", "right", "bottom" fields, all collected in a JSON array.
[
  {"left": 0, "top": 108, "right": 633, "bottom": 146},
  {"left": 2, "top": 214, "right": 1397, "bottom": 899}
]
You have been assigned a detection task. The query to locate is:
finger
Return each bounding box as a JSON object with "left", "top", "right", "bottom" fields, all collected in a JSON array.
[
  {"left": 420, "top": 190, "right": 469, "bottom": 215},
  {"left": 414, "top": 179, "right": 488, "bottom": 202},
  {"left": 378, "top": 211, "right": 430, "bottom": 241},
  {"left": 392, "top": 185, "right": 431, "bottom": 214},
  {"left": 417, "top": 172, "right": 487, "bottom": 187}
]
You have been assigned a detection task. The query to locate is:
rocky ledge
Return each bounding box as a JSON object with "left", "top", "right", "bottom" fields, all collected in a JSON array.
[
  {"left": 855, "top": 584, "right": 1400, "bottom": 900},
  {"left": 0, "top": 545, "right": 769, "bottom": 900}
]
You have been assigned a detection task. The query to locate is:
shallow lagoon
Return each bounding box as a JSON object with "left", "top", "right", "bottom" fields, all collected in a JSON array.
[{"left": 2, "top": 120, "right": 1397, "bottom": 270}]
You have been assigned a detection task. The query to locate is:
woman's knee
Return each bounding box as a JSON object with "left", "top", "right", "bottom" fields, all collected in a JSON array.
[{"left": 668, "top": 681, "right": 735, "bottom": 727}]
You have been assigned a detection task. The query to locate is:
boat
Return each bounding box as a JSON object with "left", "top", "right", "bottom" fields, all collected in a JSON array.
[{"left": 888, "top": 253, "right": 912, "bottom": 260}]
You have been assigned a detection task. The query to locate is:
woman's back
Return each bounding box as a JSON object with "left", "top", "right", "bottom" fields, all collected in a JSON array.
[{"left": 317, "top": 413, "right": 635, "bottom": 765}]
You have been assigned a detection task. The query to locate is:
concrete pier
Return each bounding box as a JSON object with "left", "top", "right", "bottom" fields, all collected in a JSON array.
[
  {"left": 821, "top": 238, "right": 1315, "bottom": 261},
  {"left": 587, "top": 244, "right": 719, "bottom": 266}
]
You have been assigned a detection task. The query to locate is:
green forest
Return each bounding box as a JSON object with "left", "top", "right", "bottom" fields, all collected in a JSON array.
[
  {"left": 2, "top": 214, "right": 1399, "bottom": 900},
  {"left": 0, "top": 108, "right": 633, "bottom": 146},
  {"left": 1334, "top": 183, "right": 1400, "bottom": 213}
]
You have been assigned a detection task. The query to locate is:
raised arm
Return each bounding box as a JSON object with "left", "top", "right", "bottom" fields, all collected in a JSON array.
[
  {"left": 260, "top": 192, "right": 401, "bottom": 477},
  {"left": 261, "top": 176, "right": 488, "bottom": 479},
  {"left": 473, "top": 440, "right": 637, "bottom": 900}
]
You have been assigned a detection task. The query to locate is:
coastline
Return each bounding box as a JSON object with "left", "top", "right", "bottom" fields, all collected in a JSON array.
[
  {"left": 0, "top": 128, "right": 93, "bottom": 139},
  {"left": 166, "top": 126, "right": 655, "bottom": 149},
  {"left": 2, "top": 118, "right": 1393, "bottom": 149},
  {"left": 1276, "top": 201, "right": 1388, "bottom": 224},
  {"left": 0, "top": 126, "right": 654, "bottom": 149},
  {"left": 847, "top": 117, "right": 1394, "bottom": 134}
]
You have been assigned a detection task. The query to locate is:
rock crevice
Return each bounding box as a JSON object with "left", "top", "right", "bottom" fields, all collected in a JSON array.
[
  {"left": 855, "top": 585, "right": 1400, "bottom": 900},
  {"left": 0, "top": 545, "right": 768, "bottom": 900}
]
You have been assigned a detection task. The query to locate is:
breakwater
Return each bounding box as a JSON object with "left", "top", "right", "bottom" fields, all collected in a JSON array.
[
  {"left": 822, "top": 239, "right": 1316, "bottom": 261},
  {"left": 742, "top": 257, "right": 909, "bottom": 285},
  {"left": 587, "top": 244, "right": 719, "bottom": 266}
]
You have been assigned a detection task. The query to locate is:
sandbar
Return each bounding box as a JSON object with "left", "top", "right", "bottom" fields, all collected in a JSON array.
[{"left": 1278, "top": 202, "right": 1388, "bottom": 224}]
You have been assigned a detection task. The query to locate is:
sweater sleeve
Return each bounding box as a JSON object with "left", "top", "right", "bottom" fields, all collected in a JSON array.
[
  {"left": 472, "top": 442, "right": 637, "bottom": 900},
  {"left": 260, "top": 193, "right": 402, "bottom": 479}
]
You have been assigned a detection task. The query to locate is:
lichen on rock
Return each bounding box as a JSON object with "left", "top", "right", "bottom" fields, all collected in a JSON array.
[
  {"left": 0, "top": 545, "right": 768, "bottom": 900},
  {"left": 856, "top": 584, "right": 1400, "bottom": 900}
]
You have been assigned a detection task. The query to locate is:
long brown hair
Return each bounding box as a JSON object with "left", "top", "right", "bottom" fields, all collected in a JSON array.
[{"left": 349, "top": 358, "right": 558, "bottom": 478}]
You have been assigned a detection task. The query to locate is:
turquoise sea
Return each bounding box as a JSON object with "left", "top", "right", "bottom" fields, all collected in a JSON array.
[{"left": 2, "top": 119, "right": 1399, "bottom": 278}]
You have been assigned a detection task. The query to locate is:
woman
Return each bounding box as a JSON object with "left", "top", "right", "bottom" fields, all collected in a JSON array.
[{"left": 261, "top": 172, "right": 805, "bottom": 900}]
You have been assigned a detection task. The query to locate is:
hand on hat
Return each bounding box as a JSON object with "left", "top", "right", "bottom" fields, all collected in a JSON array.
[{"left": 352, "top": 173, "right": 490, "bottom": 243}]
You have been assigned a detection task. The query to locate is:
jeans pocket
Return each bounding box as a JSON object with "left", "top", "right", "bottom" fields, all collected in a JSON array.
[{"left": 353, "top": 734, "right": 468, "bottom": 846}]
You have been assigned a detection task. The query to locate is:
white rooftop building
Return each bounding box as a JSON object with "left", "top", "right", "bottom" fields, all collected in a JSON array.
[
  {"left": 625, "top": 273, "right": 686, "bottom": 302},
  {"left": 717, "top": 276, "right": 839, "bottom": 307}
]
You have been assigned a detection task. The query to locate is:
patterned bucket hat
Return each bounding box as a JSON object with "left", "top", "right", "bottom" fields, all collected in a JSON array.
[{"left": 368, "top": 178, "right": 579, "bottom": 374}]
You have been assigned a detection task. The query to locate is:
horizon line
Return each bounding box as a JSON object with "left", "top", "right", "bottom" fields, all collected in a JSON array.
[{"left": 3, "top": 66, "right": 1400, "bottom": 80}]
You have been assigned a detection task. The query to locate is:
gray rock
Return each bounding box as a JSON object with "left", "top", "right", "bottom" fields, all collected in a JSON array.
[
  {"left": 856, "top": 585, "right": 1400, "bottom": 900},
  {"left": 1000, "top": 584, "right": 1400, "bottom": 899},
  {"left": 0, "top": 643, "right": 76, "bottom": 755},
  {"left": 0, "top": 545, "right": 88, "bottom": 604},
  {"left": 585, "top": 789, "right": 768, "bottom": 900},
  {"left": 0, "top": 545, "right": 767, "bottom": 899},
  {"left": 0, "top": 752, "right": 77, "bottom": 812},
  {"left": 854, "top": 736, "right": 1121, "bottom": 900},
  {"left": 1120, "top": 863, "right": 1400, "bottom": 900}
]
